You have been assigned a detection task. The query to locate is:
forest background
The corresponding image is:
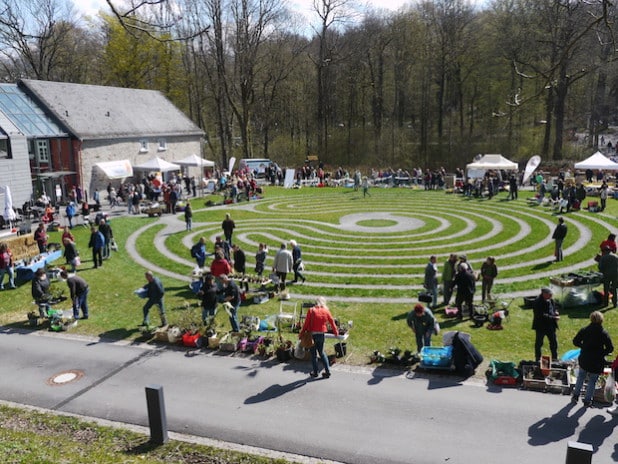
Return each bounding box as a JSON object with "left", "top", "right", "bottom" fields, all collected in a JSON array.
[{"left": 1, "top": 0, "right": 617, "bottom": 171}]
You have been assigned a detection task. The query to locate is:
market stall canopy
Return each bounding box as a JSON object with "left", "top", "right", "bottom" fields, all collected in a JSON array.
[
  {"left": 174, "top": 154, "right": 215, "bottom": 167},
  {"left": 96, "top": 159, "right": 133, "bottom": 179},
  {"left": 574, "top": 151, "right": 618, "bottom": 170},
  {"left": 133, "top": 156, "right": 181, "bottom": 172},
  {"left": 466, "top": 154, "right": 518, "bottom": 179},
  {"left": 466, "top": 154, "right": 518, "bottom": 171}
]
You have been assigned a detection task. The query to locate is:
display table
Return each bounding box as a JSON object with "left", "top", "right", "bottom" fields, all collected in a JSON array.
[
  {"left": 549, "top": 272, "right": 603, "bottom": 308},
  {"left": 15, "top": 249, "right": 63, "bottom": 284}
]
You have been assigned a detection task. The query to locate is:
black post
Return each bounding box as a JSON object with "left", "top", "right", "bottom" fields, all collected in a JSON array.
[
  {"left": 565, "top": 441, "right": 593, "bottom": 464},
  {"left": 145, "top": 384, "right": 168, "bottom": 445}
]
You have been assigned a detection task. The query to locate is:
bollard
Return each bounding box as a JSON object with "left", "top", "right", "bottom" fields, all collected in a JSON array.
[
  {"left": 565, "top": 441, "right": 593, "bottom": 464},
  {"left": 145, "top": 384, "right": 169, "bottom": 445}
]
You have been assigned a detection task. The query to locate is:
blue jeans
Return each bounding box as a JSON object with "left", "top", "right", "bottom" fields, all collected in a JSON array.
[
  {"left": 309, "top": 333, "right": 330, "bottom": 375},
  {"left": 73, "top": 288, "right": 89, "bottom": 319},
  {"left": 572, "top": 368, "right": 599, "bottom": 403},
  {"left": 186, "top": 218, "right": 192, "bottom": 231},
  {"left": 415, "top": 327, "right": 433, "bottom": 352},
  {"left": 228, "top": 302, "right": 240, "bottom": 332},
  {"left": 143, "top": 298, "right": 166, "bottom": 325},
  {"left": 0, "top": 266, "right": 15, "bottom": 289}
]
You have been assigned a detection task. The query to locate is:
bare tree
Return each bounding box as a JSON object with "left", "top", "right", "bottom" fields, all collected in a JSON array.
[{"left": 0, "top": 0, "right": 85, "bottom": 80}]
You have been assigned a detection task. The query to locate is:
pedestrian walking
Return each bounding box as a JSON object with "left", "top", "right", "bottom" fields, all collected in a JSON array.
[
  {"left": 140, "top": 271, "right": 167, "bottom": 327},
  {"left": 184, "top": 201, "right": 193, "bottom": 231},
  {"left": 299, "top": 296, "right": 338, "bottom": 379},
  {"left": 222, "top": 213, "right": 236, "bottom": 246}
]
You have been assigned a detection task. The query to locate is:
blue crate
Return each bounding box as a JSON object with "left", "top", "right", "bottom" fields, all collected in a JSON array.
[{"left": 420, "top": 345, "right": 453, "bottom": 368}]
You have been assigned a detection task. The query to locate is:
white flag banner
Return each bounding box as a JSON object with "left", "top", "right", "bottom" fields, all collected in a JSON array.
[
  {"left": 228, "top": 157, "right": 236, "bottom": 174},
  {"left": 522, "top": 155, "right": 541, "bottom": 185}
]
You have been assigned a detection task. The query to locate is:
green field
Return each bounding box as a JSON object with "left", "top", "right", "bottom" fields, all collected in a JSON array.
[{"left": 2, "top": 186, "right": 616, "bottom": 365}]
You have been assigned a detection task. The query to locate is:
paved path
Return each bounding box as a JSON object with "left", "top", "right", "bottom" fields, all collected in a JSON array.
[{"left": 2, "top": 328, "right": 616, "bottom": 464}]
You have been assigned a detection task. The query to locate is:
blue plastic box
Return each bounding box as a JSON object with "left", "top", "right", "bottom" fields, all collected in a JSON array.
[{"left": 420, "top": 346, "right": 453, "bottom": 368}]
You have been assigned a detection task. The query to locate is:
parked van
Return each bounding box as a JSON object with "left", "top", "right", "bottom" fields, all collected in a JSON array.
[{"left": 239, "top": 158, "right": 272, "bottom": 178}]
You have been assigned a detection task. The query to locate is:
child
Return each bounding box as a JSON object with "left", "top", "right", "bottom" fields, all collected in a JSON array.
[
  {"left": 255, "top": 243, "right": 268, "bottom": 277},
  {"left": 487, "top": 309, "right": 509, "bottom": 330}
]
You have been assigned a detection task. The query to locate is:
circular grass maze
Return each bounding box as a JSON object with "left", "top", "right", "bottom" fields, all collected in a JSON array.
[{"left": 127, "top": 188, "right": 615, "bottom": 304}]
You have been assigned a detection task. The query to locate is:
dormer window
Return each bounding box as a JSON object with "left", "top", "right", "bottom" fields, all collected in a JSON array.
[
  {"left": 139, "top": 139, "right": 149, "bottom": 153},
  {"left": 157, "top": 138, "right": 167, "bottom": 151}
]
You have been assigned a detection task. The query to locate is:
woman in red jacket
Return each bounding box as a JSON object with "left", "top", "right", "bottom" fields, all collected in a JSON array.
[
  {"left": 209, "top": 251, "right": 232, "bottom": 278},
  {"left": 299, "top": 296, "right": 338, "bottom": 379}
]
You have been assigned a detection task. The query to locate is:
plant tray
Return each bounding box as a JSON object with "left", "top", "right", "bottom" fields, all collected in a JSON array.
[
  {"left": 522, "top": 365, "right": 570, "bottom": 394},
  {"left": 219, "top": 333, "right": 238, "bottom": 352}
]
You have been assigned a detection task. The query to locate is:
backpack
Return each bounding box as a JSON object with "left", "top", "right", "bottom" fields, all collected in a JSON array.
[{"left": 190, "top": 244, "right": 200, "bottom": 258}]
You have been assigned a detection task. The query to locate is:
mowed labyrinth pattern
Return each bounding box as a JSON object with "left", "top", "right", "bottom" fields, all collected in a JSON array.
[{"left": 126, "top": 188, "right": 614, "bottom": 303}]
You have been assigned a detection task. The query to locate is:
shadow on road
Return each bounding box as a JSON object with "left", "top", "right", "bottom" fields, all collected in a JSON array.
[
  {"left": 244, "top": 379, "right": 308, "bottom": 404},
  {"left": 577, "top": 413, "right": 618, "bottom": 452},
  {"left": 528, "top": 402, "right": 584, "bottom": 446}
]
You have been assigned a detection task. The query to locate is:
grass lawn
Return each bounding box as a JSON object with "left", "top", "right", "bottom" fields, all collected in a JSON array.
[{"left": 2, "top": 186, "right": 617, "bottom": 366}]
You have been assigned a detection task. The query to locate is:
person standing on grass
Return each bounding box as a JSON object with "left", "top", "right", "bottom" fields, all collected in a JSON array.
[
  {"left": 184, "top": 201, "right": 193, "bottom": 231},
  {"left": 60, "top": 270, "right": 89, "bottom": 320},
  {"left": 480, "top": 256, "right": 498, "bottom": 303},
  {"left": 571, "top": 311, "right": 613, "bottom": 408},
  {"left": 290, "top": 239, "right": 306, "bottom": 284},
  {"left": 140, "top": 271, "right": 167, "bottom": 328},
  {"left": 454, "top": 262, "right": 475, "bottom": 320},
  {"left": 362, "top": 176, "right": 371, "bottom": 197},
  {"left": 98, "top": 219, "right": 114, "bottom": 260},
  {"left": 272, "top": 242, "right": 293, "bottom": 293},
  {"left": 255, "top": 243, "right": 268, "bottom": 277},
  {"left": 425, "top": 255, "right": 439, "bottom": 308},
  {"left": 598, "top": 246, "right": 618, "bottom": 308},
  {"left": 407, "top": 303, "right": 436, "bottom": 353},
  {"left": 299, "top": 296, "right": 338, "bottom": 379},
  {"left": 552, "top": 217, "right": 567, "bottom": 262},
  {"left": 0, "top": 242, "right": 16, "bottom": 290},
  {"left": 88, "top": 226, "right": 104, "bottom": 269},
  {"left": 442, "top": 254, "right": 457, "bottom": 306},
  {"left": 532, "top": 287, "right": 559, "bottom": 361},
  {"left": 220, "top": 274, "right": 241, "bottom": 332},
  {"left": 34, "top": 222, "right": 48, "bottom": 253},
  {"left": 191, "top": 237, "right": 208, "bottom": 269},
  {"left": 232, "top": 244, "right": 246, "bottom": 275},
  {"left": 222, "top": 213, "right": 236, "bottom": 246}
]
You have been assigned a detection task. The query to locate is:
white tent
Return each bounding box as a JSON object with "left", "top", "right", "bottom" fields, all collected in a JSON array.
[
  {"left": 96, "top": 159, "right": 134, "bottom": 179},
  {"left": 574, "top": 151, "right": 618, "bottom": 170},
  {"left": 466, "top": 154, "right": 518, "bottom": 178},
  {"left": 133, "top": 156, "right": 181, "bottom": 172},
  {"left": 1, "top": 185, "right": 16, "bottom": 223},
  {"left": 174, "top": 154, "right": 215, "bottom": 167}
]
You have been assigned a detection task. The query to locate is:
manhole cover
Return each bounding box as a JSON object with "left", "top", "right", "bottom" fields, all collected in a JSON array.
[{"left": 47, "top": 370, "right": 84, "bottom": 386}]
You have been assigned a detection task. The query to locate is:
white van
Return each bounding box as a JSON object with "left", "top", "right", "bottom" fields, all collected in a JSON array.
[{"left": 239, "top": 158, "right": 272, "bottom": 178}]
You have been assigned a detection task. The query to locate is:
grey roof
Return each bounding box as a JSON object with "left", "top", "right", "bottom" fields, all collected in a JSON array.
[
  {"left": 19, "top": 79, "right": 204, "bottom": 141},
  {"left": 0, "top": 83, "right": 67, "bottom": 137}
]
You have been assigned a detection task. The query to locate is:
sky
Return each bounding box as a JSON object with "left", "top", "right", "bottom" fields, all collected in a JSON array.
[{"left": 77, "top": 0, "right": 488, "bottom": 20}]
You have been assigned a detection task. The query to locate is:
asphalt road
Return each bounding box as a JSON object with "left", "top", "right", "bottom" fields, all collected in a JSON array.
[{"left": 1, "top": 328, "right": 616, "bottom": 464}]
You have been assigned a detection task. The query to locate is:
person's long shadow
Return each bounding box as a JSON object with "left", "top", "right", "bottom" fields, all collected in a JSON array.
[
  {"left": 577, "top": 413, "right": 618, "bottom": 451},
  {"left": 244, "top": 378, "right": 308, "bottom": 404},
  {"left": 528, "top": 402, "right": 585, "bottom": 445}
]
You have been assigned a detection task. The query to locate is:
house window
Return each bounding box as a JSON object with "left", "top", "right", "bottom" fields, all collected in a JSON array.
[
  {"left": 139, "top": 139, "right": 149, "bottom": 153},
  {"left": 0, "top": 137, "right": 11, "bottom": 159},
  {"left": 36, "top": 139, "right": 49, "bottom": 163},
  {"left": 157, "top": 138, "right": 167, "bottom": 151}
]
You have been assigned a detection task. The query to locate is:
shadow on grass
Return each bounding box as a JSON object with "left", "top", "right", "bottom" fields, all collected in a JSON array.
[
  {"left": 391, "top": 312, "right": 408, "bottom": 321},
  {"left": 531, "top": 261, "right": 554, "bottom": 271},
  {"left": 125, "top": 439, "right": 166, "bottom": 456}
]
